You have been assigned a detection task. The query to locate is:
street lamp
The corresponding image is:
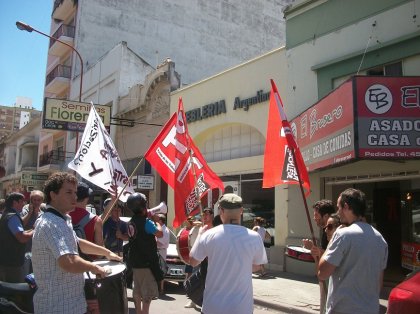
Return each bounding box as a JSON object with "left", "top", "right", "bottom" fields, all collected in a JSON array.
[{"left": 16, "top": 20, "right": 84, "bottom": 151}]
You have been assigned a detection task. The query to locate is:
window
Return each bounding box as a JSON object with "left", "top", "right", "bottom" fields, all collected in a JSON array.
[{"left": 367, "top": 61, "right": 402, "bottom": 76}]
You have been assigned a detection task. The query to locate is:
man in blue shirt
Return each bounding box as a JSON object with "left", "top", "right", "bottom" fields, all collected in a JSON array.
[{"left": 0, "top": 192, "right": 34, "bottom": 282}]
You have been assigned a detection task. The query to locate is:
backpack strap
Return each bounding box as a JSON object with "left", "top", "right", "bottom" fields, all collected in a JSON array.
[{"left": 77, "top": 211, "right": 96, "bottom": 229}]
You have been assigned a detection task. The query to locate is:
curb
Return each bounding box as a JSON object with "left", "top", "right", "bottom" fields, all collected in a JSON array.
[{"left": 254, "top": 298, "right": 319, "bottom": 314}]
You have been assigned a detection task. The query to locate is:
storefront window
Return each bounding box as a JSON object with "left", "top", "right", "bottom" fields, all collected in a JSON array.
[{"left": 220, "top": 173, "right": 274, "bottom": 229}]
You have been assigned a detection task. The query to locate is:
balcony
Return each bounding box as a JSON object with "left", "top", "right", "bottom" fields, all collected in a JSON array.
[
  {"left": 49, "top": 24, "right": 75, "bottom": 57},
  {"left": 52, "top": 0, "right": 77, "bottom": 21},
  {"left": 45, "top": 64, "right": 71, "bottom": 94},
  {"left": 38, "top": 149, "right": 66, "bottom": 170}
]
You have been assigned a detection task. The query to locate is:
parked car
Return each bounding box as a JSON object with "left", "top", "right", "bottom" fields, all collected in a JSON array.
[
  {"left": 164, "top": 229, "right": 187, "bottom": 282},
  {"left": 387, "top": 269, "right": 420, "bottom": 314}
]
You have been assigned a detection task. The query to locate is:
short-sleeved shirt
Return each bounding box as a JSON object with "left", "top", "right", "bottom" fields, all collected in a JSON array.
[
  {"left": 32, "top": 207, "right": 86, "bottom": 314},
  {"left": 323, "top": 222, "right": 388, "bottom": 314},
  {"left": 7, "top": 211, "right": 24, "bottom": 235},
  {"left": 191, "top": 224, "right": 267, "bottom": 314},
  {"left": 103, "top": 218, "right": 128, "bottom": 253}
]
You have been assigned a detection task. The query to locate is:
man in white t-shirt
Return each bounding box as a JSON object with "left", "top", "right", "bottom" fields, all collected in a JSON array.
[{"left": 189, "top": 194, "right": 267, "bottom": 314}]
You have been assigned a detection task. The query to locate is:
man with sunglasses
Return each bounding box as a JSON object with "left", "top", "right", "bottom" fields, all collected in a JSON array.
[
  {"left": 302, "top": 199, "right": 335, "bottom": 314},
  {"left": 318, "top": 188, "right": 388, "bottom": 314}
]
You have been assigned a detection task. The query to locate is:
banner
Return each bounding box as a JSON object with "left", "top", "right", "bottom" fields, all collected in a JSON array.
[
  {"left": 263, "top": 79, "right": 310, "bottom": 196},
  {"left": 145, "top": 98, "right": 224, "bottom": 227},
  {"left": 68, "top": 104, "right": 134, "bottom": 201}
]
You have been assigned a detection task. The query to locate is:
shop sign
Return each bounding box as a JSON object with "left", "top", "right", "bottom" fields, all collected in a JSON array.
[
  {"left": 21, "top": 173, "right": 49, "bottom": 186},
  {"left": 185, "top": 89, "right": 270, "bottom": 123},
  {"left": 135, "top": 175, "right": 154, "bottom": 190},
  {"left": 290, "top": 79, "right": 356, "bottom": 171},
  {"left": 401, "top": 241, "right": 420, "bottom": 270},
  {"left": 42, "top": 98, "right": 111, "bottom": 132},
  {"left": 356, "top": 76, "right": 420, "bottom": 159}
]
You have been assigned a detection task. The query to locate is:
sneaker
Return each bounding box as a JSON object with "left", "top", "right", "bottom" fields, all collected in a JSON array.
[{"left": 184, "top": 300, "right": 196, "bottom": 308}]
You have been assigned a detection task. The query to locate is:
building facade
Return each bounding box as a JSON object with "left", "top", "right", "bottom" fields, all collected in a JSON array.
[{"left": 166, "top": 0, "right": 420, "bottom": 283}]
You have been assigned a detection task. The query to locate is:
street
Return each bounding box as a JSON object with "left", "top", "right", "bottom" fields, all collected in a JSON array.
[{"left": 126, "top": 281, "right": 282, "bottom": 314}]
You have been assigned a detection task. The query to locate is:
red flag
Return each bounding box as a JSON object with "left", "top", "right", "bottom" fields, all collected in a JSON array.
[
  {"left": 263, "top": 79, "right": 310, "bottom": 196},
  {"left": 145, "top": 98, "right": 224, "bottom": 227}
]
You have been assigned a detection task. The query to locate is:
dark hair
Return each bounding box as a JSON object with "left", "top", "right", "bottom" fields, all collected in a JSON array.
[
  {"left": 213, "top": 214, "right": 222, "bottom": 227},
  {"left": 339, "top": 188, "right": 366, "bottom": 217},
  {"left": 44, "top": 172, "right": 78, "bottom": 204},
  {"left": 313, "top": 199, "right": 335, "bottom": 217},
  {"left": 5, "top": 192, "right": 25, "bottom": 209},
  {"left": 329, "top": 213, "right": 341, "bottom": 226}
]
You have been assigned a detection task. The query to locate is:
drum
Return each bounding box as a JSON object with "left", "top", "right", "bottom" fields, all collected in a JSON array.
[
  {"left": 84, "top": 260, "right": 128, "bottom": 314},
  {"left": 285, "top": 245, "right": 315, "bottom": 263},
  {"left": 176, "top": 226, "right": 200, "bottom": 264}
]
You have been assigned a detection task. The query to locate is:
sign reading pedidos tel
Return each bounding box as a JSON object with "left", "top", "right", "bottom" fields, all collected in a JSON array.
[{"left": 43, "top": 98, "right": 111, "bottom": 132}]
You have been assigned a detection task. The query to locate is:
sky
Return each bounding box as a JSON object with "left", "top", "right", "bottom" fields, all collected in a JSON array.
[{"left": 0, "top": 0, "right": 53, "bottom": 111}]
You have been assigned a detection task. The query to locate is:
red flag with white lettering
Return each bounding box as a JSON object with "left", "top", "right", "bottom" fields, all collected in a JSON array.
[
  {"left": 145, "top": 98, "right": 224, "bottom": 227},
  {"left": 263, "top": 79, "right": 310, "bottom": 196}
]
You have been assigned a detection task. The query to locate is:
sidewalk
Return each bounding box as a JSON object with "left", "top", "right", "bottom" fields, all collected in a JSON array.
[
  {"left": 252, "top": 270, "right": 390, "bottom": 314},
  {"left": 253, "top": 271, "right": 320, "bottom": 313}
]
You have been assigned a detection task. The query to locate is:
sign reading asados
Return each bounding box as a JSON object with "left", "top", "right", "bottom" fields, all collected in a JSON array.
[
  {"left": 43, "top": 98, "right": 111, "bottom": 131},
  {"left": 21, "top": 173, "right": 49, "bottom": 186}
]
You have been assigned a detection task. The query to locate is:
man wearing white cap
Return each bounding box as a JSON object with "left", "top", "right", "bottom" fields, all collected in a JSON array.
[{"left": 189, "top": 193, "right": 267, "bottom": 314}]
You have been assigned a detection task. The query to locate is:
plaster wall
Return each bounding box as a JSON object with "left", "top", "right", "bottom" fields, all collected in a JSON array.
[{"left": 284, "top": 0, "right": 420, "bottom": 118}]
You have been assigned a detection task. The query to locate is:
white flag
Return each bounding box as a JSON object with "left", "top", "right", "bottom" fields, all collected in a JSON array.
[{"left": 68, "top": 104, "right": 134, "bottom": 201}]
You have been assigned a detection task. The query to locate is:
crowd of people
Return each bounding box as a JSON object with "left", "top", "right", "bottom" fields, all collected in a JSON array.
[{"left": 0, "top": 172, "right": 388, "bottom": 314}]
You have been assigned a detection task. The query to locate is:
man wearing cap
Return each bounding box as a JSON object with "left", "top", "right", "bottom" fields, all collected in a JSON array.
[
  {"left": 102, "top": 198, "right": 129, "bottom": 256},
  {"left": 189, "top": 193, "right": 267, "bottom": 314},
  {"left": 0, "top": 192, "right": 33, "bottom": 282},
  {"left": 69, "top": 182, "right": 104, "bottom": 248}
]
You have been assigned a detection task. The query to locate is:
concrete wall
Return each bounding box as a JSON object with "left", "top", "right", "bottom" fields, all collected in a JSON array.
[{"left": 75, "top": 0, "right": 292, "bottom": 85}]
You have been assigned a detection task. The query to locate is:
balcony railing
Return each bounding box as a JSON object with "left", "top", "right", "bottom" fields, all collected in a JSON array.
[
  {"left": 39, "top": 149, "right": 66, "bottom": 167},
  {"left": 45, "top": 64, "right": 71, "bottom": 86},
  {"left": 49, "top": 24, "right": 75, "bottom": 48}
]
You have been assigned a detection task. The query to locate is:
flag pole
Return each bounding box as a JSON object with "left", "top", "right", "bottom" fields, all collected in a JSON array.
[
  {"left": 290, "top": 148, "right": 316, "bottom": 245},
  {"left": 290, "top": 147, "right": 327, "bottom": 298},
  {"left": 102, "top": 156, "right": 144, "bottom": 223}
]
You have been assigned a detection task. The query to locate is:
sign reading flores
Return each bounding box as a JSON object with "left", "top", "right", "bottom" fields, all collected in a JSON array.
[{"left": 43, "top": 98, "right": 111, "bottom": 132}]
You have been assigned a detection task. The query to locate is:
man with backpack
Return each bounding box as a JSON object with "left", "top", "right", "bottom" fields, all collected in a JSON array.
[{"left": 69, "top": 182, "right": 104, "bottom": 250}]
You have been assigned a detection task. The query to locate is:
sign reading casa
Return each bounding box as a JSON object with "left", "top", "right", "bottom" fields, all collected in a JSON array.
[{"left": 42, "top": 98, "right": 111, "bottom": 132}]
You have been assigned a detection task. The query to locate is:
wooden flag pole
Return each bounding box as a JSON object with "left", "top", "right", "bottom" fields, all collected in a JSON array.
[
  {"left": 290, "top": 147, "right": 328, "bottom": 301},
  {"left": 102, "top": 156, "right": 144, "bottom": 223}
]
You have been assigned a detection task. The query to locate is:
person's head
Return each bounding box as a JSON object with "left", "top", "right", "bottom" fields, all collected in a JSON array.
[
  {"left": 5, "top": 192, "right": 26, "bottom": 212},
  {"left": 337, "top": 188, "right": 366, "bottom": 224},
  {"left": 218, "top": 193, "right": 243, "bottom": 224},
  {"left": 324, "top": 213, "right": 341, "bottom": 241},
  {"left": 44, "top": 172, "right": 78, "bottom": 213},
  {"left": 254, "top": 217, "right": 265, "bottom": 226},
  {"left": 30, "top": 190, "right": 44, "bottom": 208},
  {"left": 126, "top": 192, "right": 147, "bottom": 216},
  {"left": 104, "top": 199, "right": 123, "bottom": 221},
  {"left": 202, "top": 207, "right": 214, "bottom": 226},
  {"left": 157, "top": 214, "right": 167, "bottom": 225},
  {"left": 313, "top": 199, "right": 335, "bottom": 228},
  {"left": 76, "top": 182, "right": 93, "bottom": 204}
]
